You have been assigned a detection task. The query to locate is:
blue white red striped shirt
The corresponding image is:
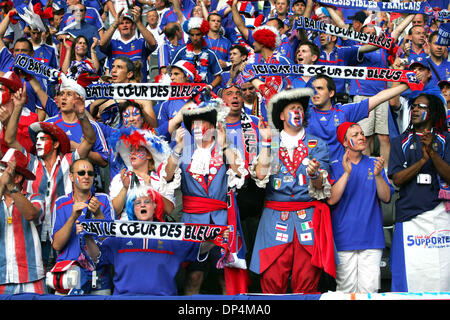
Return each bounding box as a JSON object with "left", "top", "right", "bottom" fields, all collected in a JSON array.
[
  {"left": 0, "top": 193, "right": 45, "bottom": 285},
  {"left": 25, "top": 150, "right": 79, "bottom": 242}
]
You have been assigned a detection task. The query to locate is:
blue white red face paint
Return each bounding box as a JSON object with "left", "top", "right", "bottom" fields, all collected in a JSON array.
[
  {"left": 347, "top": 137, "right": 355, "bottom": 148},
  {"left": 288, "top": 110, "right": 303, "bottom": 128},
  {"left": 36, "top": 132, "right": 53, "bottom": 157},
  {"left": 192, "top": 120, "right": 211, "bottom": 142},
  {"left": 421, "top": 110, "right": 428, "bottom": 121},
  {"left": 131, "top": 147, "right": 148, "bottom": 161},
  {"left": 122, "top": 107, "right": 142, "bottom": 128}
]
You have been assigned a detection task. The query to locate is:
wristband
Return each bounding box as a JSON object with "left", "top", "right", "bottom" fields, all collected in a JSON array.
[
  {"left": 172, "top": 150, "right": 182, "bottom": 159},
  {"left": 262, "top": 141, "right": 271, "bottom": 148}
]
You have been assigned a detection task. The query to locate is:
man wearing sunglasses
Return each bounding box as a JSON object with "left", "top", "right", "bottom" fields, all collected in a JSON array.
[
  {"left": 388, "top": 91, "right": 450, "bottom": 293},
  {"left": 51, "top": 158, "right": 115, "bottom": 295}
]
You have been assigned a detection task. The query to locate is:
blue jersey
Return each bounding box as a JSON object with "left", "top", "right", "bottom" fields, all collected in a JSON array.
[
  {"left": 159, "top": 0, "right": 195, "bottom": 32},
  {"left": 426, "top": 57, "right": 450, "bottom": 88},
  {"left": 172, "top": 45, "right": 223, "bottom": 84},
  {"left": 52, "top": 192, "right": 114, "bottom": 291},
  {"left": 102, "top": 37, "right": 154, "bottom": 82},
  {"left": 388, "top": 131, "right": 450, "bottom": 222},
  {"left": 45, "top": 114, "right": 109, "bottom": 161},
  {"left": 52, "top": 192, "right": 115, "bottom": 261},
  {"left": 317, "top": 45, "right": 359, "bottom": 94},
  {"left": 156, "top": 98, "right": 188, "bottom": 144},
  {"left": 34, "top": 44, "right": 58, "bottom": 69},
  {"left": 330, "top": 155, "right": 393, "bottom": 251},
  {"left": 59, "top": 7, "right": 104, "bottom": 32},
  {"left": 98, "top": 237, "right": 201, "bottom": 295},
  {"left": 306, "top": 99, "right": 369, "bottom": 162},
  {"left": 349, "top": 48, "right": 388, "bottom": 96},
  {"left": 407, "top": 48, "right": 428, "bottom": 65},
  {"left": 157, "top": 37, "right": 184, "bottom": 69},
  {"left": 205, "top": 35, "right": 232, "bottom": 63},
  {"left": 288, "top": 75, "right": 314, "bottom": 90}
]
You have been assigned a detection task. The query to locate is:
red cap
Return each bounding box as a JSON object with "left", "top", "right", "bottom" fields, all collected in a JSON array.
[{"left": 336, "top": 122, "right": 357, "bottom": 145}]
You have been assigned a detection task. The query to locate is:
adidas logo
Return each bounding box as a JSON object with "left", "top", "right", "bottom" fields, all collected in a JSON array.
[
  {"left": 126, "top": 241, "right": 133, "bottom": 246},
  {"left": 320, "top": 116, "right": 327, "bottom": 121}
]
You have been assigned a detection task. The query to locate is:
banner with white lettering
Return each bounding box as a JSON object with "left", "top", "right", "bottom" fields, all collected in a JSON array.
[
  {"left": 315, "top": 0, "right": 448, "bottom": 20},
  {"left": 84, "top": 83, "right": 207, "bottom": 100},
  {"left": 294, "top": 16, "right": 394, "bottom": 50},
  {"left": 79, "top": 219, "right": 228, "bottom": 243},
  {"left": 436, "top": 23, "right": 450, "bottom": 47},
  {"left": 14, "top": 53, "right": 62, "bottom": 81},
  {"left": 77, "top": 219, "right": 230, "bottom": 271},
  {"left": 243, "top": 64, "right": 424, "bottom": 91},
  {"left": 13, "top": 54, "right": 207, "bottom": 100},
  {"left": 398, "top": 203, "right": 450, "bottom": 292}
]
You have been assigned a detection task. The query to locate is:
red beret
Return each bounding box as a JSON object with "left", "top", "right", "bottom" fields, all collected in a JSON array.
[{"left": 336, "top": 122, "right": 357, "bottom": 145}]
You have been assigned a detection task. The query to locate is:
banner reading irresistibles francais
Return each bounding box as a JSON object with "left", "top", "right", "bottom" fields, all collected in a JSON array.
[{"left": 315, "top": 0, "right": 449, "bottom": 20}]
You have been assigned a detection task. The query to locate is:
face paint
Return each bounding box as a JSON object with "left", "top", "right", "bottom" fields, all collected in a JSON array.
[
  {"left": 1, "top": 85, "right": 11, "bottom": 104},
  {"left": 36, "top": 132, "right": 53, "bottom": 157},
  {"left": 288, "top": 110, "right": 303, "bottom": 128},
  {"left": 347, "top": 137, "right": 355, "bottom": 148},
  {"left": 122, "top": 107, "right": 143, "bottom": 128},
  {"left": 192, "top": 121, "right": 209, "bottom": 141},
  {"left": 74, "top": 176, "right": 81, "bottom": 188},
  {"left": 421, "top": 110, "right": 428, "bottom": 121},
  {"left": 131, "top": 147, "right": 148, "bottom": 161}
]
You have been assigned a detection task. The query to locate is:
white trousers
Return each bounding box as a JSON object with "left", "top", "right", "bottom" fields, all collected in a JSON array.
[{"left": 336, "top": 249, "right": 383, "bottom": 293}]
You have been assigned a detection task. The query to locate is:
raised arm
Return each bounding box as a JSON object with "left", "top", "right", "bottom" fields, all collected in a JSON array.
[
  {"left": 132, "top": 6, "right": 157, "bottom": 50},
  {"left": 73, "top": 95, "right": 97, "bottom": 158},
  {"left": 231, "top": 0, "right": 249, "bottom": 41},
  {"left": 368, "top": 83, "right": 409, "bottom": 113},
  {"left": 4, "top": 84, "right": 26, "bottom": 151},
  {"left": 100, "top": 8, "right": 124, "bottom": 50}
]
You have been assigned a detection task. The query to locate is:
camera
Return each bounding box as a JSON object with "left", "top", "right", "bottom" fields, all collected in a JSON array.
[
  {"left": 46, "top": 265, "right": 81, "bottom": 293},
  {"left": 417, "top": 173, "right": 432, "bottom": 185}
]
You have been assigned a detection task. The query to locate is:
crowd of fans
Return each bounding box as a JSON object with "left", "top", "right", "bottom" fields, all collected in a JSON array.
[{"left": 0, "top": 0, "right": 448, "bottom": 297}]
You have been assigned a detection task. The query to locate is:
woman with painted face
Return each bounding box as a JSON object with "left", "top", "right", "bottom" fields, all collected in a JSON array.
[
  {"left": 108, "top": 127, "right": 181, "bottom": 220},
  {"left": 97, "top": 100, "right": 157, "bottom": 181},
  {"left": 76, "top": 185, "right": 228, "bottom": 295},
  {"left": 327, "top": 122, "right": 394, "bottom": 294}
]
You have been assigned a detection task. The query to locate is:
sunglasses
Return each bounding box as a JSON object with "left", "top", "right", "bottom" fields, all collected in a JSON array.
[
  {"left": 409, "top": 103, "right": 429, "bottom": 109},
  {"left": 77, "top": 170, "right": 95, "bottom": 177}
]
